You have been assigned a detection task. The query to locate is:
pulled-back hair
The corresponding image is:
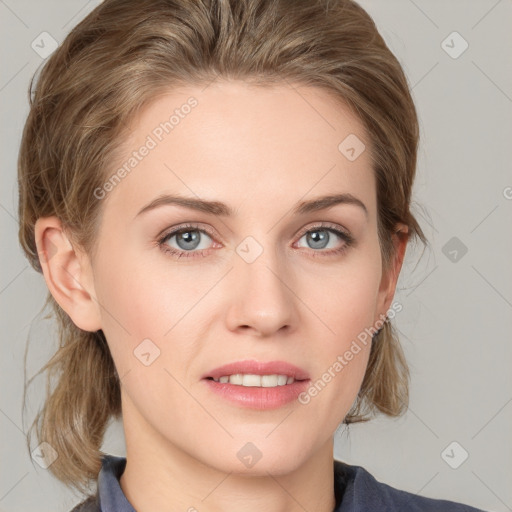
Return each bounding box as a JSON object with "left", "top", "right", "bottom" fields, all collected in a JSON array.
[{"left": 18, "top": 0, "right": 427, "bottom": 494}]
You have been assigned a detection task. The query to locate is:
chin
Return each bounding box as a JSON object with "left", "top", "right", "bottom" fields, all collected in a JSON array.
[{"left": 213, "top": 446, "right": 308, "bottom": 477}]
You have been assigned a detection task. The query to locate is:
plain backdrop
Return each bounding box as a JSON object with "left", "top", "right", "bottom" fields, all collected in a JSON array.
[{"left": 1, "top": 1, "right": 511, "bottom": 511}]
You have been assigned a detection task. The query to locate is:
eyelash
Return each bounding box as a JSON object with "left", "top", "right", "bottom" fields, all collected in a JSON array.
[{"left": 157, "top": 222, "right": 355, "bottom": 260}]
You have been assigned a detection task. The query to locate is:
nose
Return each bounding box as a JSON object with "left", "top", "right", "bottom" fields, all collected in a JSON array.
[{"left": 224, "top": 241, "right": 299, "bottom": 338}]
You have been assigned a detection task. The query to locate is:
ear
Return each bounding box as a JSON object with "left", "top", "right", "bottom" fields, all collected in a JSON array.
[
  {"left": 34, "top": 216, "right": 102, "bottom": 332},
  {"left": 375, "top": 223, "right": 409, "bottom": 321}
]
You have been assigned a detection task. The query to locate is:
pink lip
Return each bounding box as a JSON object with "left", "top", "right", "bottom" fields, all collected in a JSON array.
[
  {"left": 202, "top": 359, "right": 310, "bottom": 381},
  {"left": 203, "top": 379, "right": 310, "bottom": 410}
]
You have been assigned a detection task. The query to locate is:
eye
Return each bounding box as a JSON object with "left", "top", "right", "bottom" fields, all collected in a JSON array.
[
  {"left": 158, "top": 224, "right": 216, "bottom": 259},
  {"left": 294, "top": 223, "right": 354, "bottom": 257}
]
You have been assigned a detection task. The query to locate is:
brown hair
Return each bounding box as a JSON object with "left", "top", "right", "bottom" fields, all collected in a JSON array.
[{"left": 18, "top": 0, "right": 427, "bottom": 495}]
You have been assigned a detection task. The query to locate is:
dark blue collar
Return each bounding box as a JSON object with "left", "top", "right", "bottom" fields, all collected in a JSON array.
[{"left": 97, "top": 455, "right": 134, "bottom": 511}]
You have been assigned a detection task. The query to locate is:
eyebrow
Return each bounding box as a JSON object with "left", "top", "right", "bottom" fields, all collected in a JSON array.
[{"left": 134, "top": 192, "right": 368, "bottom": 219}]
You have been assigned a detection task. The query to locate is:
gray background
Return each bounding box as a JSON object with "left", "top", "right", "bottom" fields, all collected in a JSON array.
[{"left": 1, "top": 1, "right": 511, "bottom": 511}]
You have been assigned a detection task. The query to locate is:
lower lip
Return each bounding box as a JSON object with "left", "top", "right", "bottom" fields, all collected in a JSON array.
[{"left": 203, "top": 378, "right": 310, "bottom": 410}]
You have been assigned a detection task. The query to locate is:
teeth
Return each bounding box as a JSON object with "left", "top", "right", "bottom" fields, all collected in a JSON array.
[{"left": 212, "top": 374, "right": 296, "bottom": 387}]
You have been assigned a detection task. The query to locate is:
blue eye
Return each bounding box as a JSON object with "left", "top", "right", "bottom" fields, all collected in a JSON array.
[
  {"left": 296, "top": 227, "right": 351, "bottom": 252},
  {"left": 157, "top": 223, "right": 354, "bottom": 259},
  {"left": 158, "top": 224, "right": 215, "bottom": 259}
]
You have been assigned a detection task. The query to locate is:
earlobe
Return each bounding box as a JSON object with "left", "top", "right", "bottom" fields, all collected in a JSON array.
[
  {"left": 376, "top": 224, "right": 409, "bottom": 319},
  {"left": 34, "top": 216, "right": 102, "bottom": 332}
]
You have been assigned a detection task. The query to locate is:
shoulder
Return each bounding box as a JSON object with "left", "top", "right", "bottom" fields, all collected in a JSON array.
[
  {"left": 334, "top": 460, "right": 488, "bottom": 512},
  {"left": 68, "top": 494, "right": 99, "bottom": 512}
]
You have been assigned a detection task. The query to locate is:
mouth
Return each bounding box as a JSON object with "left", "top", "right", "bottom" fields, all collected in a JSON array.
[{"left": 201, "top": 360, "right": 311, "bottom": 409}]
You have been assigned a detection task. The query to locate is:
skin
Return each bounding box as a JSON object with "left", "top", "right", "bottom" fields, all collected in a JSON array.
[{"left": 35, "top": 80, "right": 407, "bottom": 512}]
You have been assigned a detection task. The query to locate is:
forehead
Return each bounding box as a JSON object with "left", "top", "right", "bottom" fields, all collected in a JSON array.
[{"left": 102, "top": 80, "right": 375, "bottom": 221}]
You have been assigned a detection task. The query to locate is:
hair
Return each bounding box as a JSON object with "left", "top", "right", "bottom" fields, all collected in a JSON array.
[{"left": 18, "top": 0, "right": 428, "bottom": 495}]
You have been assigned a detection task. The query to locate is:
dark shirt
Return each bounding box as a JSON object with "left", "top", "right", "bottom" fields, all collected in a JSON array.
[{"left": 70, "top": 454, "right": 488, "bottom": 511}]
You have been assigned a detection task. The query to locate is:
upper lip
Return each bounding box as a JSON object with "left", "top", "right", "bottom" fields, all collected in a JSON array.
[{"left": 202, "top": 360, "right": 310, "bottom": 381}]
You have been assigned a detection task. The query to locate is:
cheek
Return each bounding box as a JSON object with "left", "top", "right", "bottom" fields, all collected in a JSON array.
[
  {"left": 308, "top": 245, "right": 383, "bottom": 343},
  {"left": 301, "top": 241, "right": 382, "bottom": 400},
  {"left": 92, "top": 245, "right": 208, "bottom": 371},
  {"left": 297, "top": 255, "right": 380, "bottom": 428},
  {"left": 91, "top": 243, "right": 160, "bottom": 366}
]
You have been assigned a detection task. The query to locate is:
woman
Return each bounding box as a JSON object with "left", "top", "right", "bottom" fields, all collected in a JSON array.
[{"left": 18, "top": 0, "right": 488, "bottom": 510}]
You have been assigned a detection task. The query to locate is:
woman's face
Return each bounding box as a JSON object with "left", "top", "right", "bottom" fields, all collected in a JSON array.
[{"left": 81, "top": 80, "right": 404, "bottom": 474}]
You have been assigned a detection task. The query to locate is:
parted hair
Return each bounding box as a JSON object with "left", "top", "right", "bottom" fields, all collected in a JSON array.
[{"left": 18, "top": 0, "right": 427, "bottom": 494}]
